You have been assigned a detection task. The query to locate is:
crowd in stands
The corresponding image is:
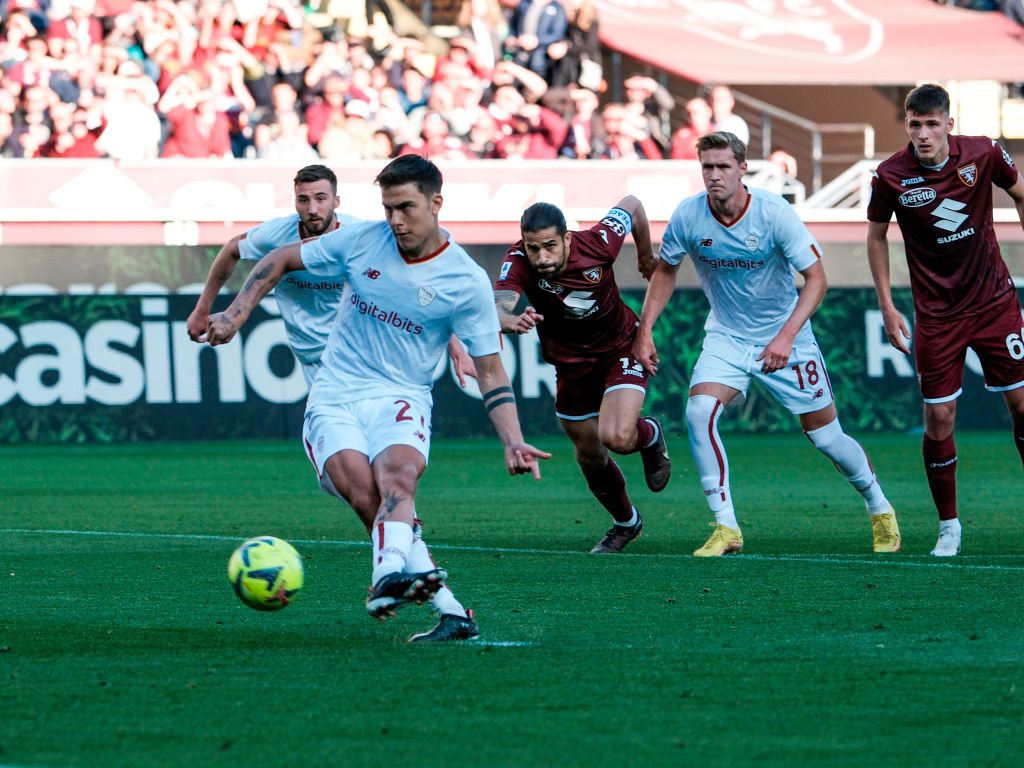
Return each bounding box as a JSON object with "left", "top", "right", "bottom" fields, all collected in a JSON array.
[{"left": 0, "top": 0, "right": 752, "bottom": 162}]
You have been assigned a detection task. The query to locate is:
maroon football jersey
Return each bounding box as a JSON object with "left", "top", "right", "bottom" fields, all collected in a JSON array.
[
  {"left": 496, "top": 207, "right": 638, "bottom": 365},
  {"left": 867, "top": 135, "right": 1019, "bottom": 320}
]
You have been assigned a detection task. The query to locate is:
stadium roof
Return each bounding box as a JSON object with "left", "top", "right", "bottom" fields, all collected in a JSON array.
[{"left": 595, "top": 0, "right": 1024, "bottom": 86}]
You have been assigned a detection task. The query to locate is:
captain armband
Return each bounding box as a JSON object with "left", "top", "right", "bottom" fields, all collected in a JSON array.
[{"left": 482, "top": 385, "right": 517, "bottom": 413}]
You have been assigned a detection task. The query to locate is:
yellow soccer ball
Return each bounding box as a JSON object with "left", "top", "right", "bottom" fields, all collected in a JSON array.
[{"left": 227, "top": 536, "right": 304, "bottom": 611}]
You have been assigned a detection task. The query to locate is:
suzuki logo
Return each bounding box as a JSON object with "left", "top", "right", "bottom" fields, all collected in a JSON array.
[{"left": 932, "top": 199, "right": 969, "bottom": 232}]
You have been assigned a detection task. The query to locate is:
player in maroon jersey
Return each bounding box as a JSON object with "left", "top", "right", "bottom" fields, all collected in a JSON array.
[
  {"left": 494, "top": 198, "right": 671, "bottom": 553},
  {"left": 866, "top": 83, "right": 1024, "bottom": 557}
]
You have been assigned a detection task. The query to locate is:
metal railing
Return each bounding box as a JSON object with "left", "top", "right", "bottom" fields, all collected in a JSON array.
[{"left": 732, "top": 90, "right": 875, "bottom": 195}]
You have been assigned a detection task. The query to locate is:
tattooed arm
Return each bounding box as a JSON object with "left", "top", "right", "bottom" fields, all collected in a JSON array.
[
  {"left": 495, "top": 288, "right": 543, "bottom": 335},
  {"left": 206, "top": 243, "right": 306, "bottom": 346}
]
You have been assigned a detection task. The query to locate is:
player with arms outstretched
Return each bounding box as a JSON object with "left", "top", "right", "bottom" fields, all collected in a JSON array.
[
  {"left": 206, "top": 155, "right": 550, "bottom": 641},
  {"left": 867, "top": 83, "right": 1024, "bottom": 557},
  {"left": 494, "top": 198, "right": 670, "bottom": 553},
  {"left": 635, "top": 131, "right": 899, "bottom": 556}
]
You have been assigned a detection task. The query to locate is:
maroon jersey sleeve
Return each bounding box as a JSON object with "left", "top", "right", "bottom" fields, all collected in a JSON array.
[{"left": 494, "top": 207, "right": 640, "bottom": 365}]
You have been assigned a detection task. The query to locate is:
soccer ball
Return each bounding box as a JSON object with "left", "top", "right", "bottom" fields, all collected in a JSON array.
[{"left": 227, "top": 536, "right": 304, "bottom": 611}]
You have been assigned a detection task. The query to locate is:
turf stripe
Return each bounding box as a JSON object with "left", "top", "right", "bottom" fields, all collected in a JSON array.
[{"left": 3, "top": 528, "right": 1022, "bottom": 570}]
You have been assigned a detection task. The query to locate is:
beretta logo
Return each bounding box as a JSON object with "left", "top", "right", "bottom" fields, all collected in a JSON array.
[{"left": 899, "top": 187, "right": 937, "bottom": 208}]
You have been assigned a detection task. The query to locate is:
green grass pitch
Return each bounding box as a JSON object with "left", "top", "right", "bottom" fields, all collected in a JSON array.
[{"left": 2, "top": 432, "right": 1023, "bottom": 768}]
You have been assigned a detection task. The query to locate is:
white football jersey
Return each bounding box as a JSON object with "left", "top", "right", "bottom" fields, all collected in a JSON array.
[
  {"left": 300, "top": 220, "right": 501, "bottom": 405},
  {"left": 238, "top": 212, "right": 362, "bottom": 364},
  {"left": 659, "top": 187, "right": 822, "bottom": 345}
]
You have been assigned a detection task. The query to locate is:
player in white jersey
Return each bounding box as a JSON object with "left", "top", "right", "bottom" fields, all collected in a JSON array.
[
  {"left": 186, "top": 164, "right": 474, "bottom": 388},
  {"left": 633, "top": 131, "right": 900, "bottom": 556},
  {"left": 206, "top": 155, "right": 550, "bottom": 642}
]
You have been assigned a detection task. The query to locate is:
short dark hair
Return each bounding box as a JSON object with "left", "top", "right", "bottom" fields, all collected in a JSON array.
[
  {"left": 905, "top": 83, "right": 950, "bottom": 117},
  {"left": 696, "top": 130, "right": 746, "bottom": 164},
  {"left": 375, "top": 154, "right": 442, "bottom": 197},
  {"left": 520, "top": 202, "right": 567, "bottom": 236},
  {"left": 293, "top": 164, "right": 337, "bottom": 195}
]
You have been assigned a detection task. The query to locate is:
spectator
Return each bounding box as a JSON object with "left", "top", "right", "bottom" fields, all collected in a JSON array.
[
  {"left": 158, "top": 74, "right": 232, "bottom": 158},
  {"left": 46, "top": 0, "right": 103, "bottom": 60},
  {"left": 488, "top": 81, "right": 526, "bottom": 134},
  {"left": 242, "top": 0, "right": 305, "bottom": 60},
  {"left": 6, "top": 33, "right": 56, "bottom": 90},
  {"left": 258, "top": 28, "right": 308, "bottom": 98},
  {"left": 383, "top": 35, "right": 429, "bottom": 88},
  {"left": 369, "top": 125, "right": 397, "bottom": 159},
  {"left": 505, "top": 0, "right": 568, "bottom": 82},
  {"left": 465, "top": 106, "right": 502, "bottom": 158},
  {"left": 257, "top": 107, "right": 319, "bottom": 160},
  {"left": 1, "top": 10, "right": 38, "bottom": 68},
  {"left": 304, "top": 35, "right": 353, "bottom": 92},
  {"left": 94, "top": 69, "right": 161, "bottom": 160},
  {"left": 560, "top": 85, "right": 601, "bottom": 158},
  {"left": 346, "top": 35, "right": 375, "bottom": 71},
  {"left": 708, "top": 84, "right": 749, "bottom": 144},
  {"left": 0, "top": 1, "right": 50, "bottom": 34},
  {"left": 318, "top": 97, "right": 375, "bottom": 160},
  {"left": 769, "top": 147, "right": 798, "bottom": 178},
  {"left": 488, "top": 58, "right": 548, "bottom": 105},
  {"left": 14, "top": 82, "right": 52, "bottom": 129},
  {"left": 434, "top": 34, "right": 490, "bottom": 84},
  {"left": 448, "top": 76, "right": 485, "bottom": 138},
  {"left": 304, "top": 73, "right": 348, "bottom": 146},
  {"left": 373, "top": 83, "right": 413, "bottom": 141},
  {"left": 670, "top": 96, "right": 713, "bottom": 159},
  {"left": 407, "top": 79, "right": 455, "bottom": 139},
  {"left": 494, "top": 100, "right": 567, "bottom": 159},
  {"left": 546, "top": 0, "right": 600, "bottom": 90},
  {"left": 346, "top": 63, "right": 378, "bottom": 111},
  {"left": 596, "top": 102, "right": 661, "bottom": 159},
  {"left": 39, "top": 99, "right": 104, "bottom": 156},
  {"left": 399, "top": 110, "right": 473, "bottom": 160},
  {"left": 456, "top": 0, "right": 508, "bottom": 74},
  {"left": 395, "top": 62, "right": 429, "bottom": 114},
  {"left": 623, "top": 74, "right": 673, "bottom": 155}
]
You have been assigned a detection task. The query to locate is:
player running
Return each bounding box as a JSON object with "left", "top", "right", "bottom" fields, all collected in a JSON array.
[
  {"left": 634, "top": 131, "right": 900, "bottom": 556},
  {"left": 495, "top": 198, "right": 671, "bottom": 553}
]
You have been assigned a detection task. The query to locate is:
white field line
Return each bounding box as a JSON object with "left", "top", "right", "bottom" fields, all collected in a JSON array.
[{"left": 3, "top": 528, "right": 1023, "bottom": 571}]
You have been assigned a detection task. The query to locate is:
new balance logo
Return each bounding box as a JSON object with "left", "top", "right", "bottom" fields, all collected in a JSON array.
[
  {"left": 931, "top": 199, "right": 969, "bottom": 232},
  {"left": 362, "top": 268, "right": 381, "bottom": 279}
]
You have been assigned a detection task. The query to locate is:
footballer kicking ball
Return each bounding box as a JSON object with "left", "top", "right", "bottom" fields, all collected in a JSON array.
[{"left": 228, "top": 536, "right": 304, "bottom": 611}]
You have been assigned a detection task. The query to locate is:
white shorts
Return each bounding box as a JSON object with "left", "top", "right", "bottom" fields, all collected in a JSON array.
[
  {"left": 691, "top": 331, "right": 835, "bottom": 415},
  {"left": 302, "top": 392, "right": 433, "bottom": 478}
]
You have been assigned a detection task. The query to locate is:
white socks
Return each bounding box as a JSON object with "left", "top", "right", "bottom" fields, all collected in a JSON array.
[
  {"left": 686, "top": 395, "right": 738, "bottom": 529},
  {"left": 407, "top": 530, "right": 467, "bottom": 618},
  {"left": 804, "top": 419, "right": 891, "bottom": 514},
  {"left": 370, "top": 521, "right": 413, "bottom": 586}
]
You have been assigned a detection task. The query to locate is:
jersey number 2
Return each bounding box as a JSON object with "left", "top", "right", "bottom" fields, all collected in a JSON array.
[{"left": 394, "top": 400, "right": 413, "bottom": 422}]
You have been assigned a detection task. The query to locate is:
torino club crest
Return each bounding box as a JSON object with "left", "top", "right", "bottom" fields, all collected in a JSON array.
[{"left": 594, "top": 0, "right": 882, "bottom": 64}]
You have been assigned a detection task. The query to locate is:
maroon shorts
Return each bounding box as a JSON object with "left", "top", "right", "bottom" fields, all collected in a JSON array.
[
  {"left": 914, "top": 292, "right": 1024, "bottom": 402},
  {"left": 554, "top": 347, "right": 649, "bottom": 420}
]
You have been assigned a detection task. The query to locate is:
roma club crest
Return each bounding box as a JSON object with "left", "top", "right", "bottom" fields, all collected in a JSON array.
[{"left": 418, "top": 286, "right": 436, "bottom": 306}]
